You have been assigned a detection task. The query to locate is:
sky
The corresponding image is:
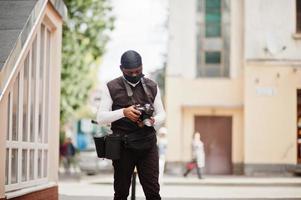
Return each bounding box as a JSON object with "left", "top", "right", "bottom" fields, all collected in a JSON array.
[{"left": 98, "top": 0, "right": 169, "bottom": 83}]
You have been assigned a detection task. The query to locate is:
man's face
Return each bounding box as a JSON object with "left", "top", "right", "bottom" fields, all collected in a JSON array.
[
  {"left": 121, "top": 66, "right": 142, "bottom": 76},
  {"left": 121, "top": 66, "right": 144, "bottom": 84}
]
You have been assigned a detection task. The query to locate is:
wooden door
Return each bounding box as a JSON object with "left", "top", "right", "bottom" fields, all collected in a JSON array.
[
  {"left": 195, "top": 116, "right": 232, "bottom": 174},
  {"left": 297, "top": 89, "right": 301, "bottom": 164}
]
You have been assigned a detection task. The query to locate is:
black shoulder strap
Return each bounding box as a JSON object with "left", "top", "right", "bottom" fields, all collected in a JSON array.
[
  {"left": 122, "top": 78, "right": 136, "bottom": 104},
  {"left": 140, "top": 78, "right": 152, "bottom": 104}
]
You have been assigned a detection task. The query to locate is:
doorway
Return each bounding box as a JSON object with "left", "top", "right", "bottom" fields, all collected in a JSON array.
[
  {"left": 194, "top": 116, "right": 232, "bottom": 174},
  {"left": 297, "top": 89, "right": 301, "bottom": 164}
]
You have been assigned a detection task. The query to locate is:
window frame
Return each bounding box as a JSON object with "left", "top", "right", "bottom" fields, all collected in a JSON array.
[
  {"left": 5, "top": 22, "right": 52, "bottom": 192},
  {"left": 196, "top": 0, "right": 230, "bottom": 78}
]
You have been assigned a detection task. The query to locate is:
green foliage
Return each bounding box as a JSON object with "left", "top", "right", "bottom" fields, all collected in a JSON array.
[
  {"left": 155, "top": 66, "right": 166, "bottom": 97},
  {"left": 61, "top": 0, "right": 114, "bottom": 126},
  {"left": 150, "top": 57, "right": 166, "bottom": 98}
]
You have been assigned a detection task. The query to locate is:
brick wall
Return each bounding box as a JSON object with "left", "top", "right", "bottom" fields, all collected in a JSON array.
[{"left": 5, "top": 186, "right": 58, "bottom": 200}]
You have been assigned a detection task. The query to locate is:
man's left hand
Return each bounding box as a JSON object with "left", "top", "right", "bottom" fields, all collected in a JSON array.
[
  {"left": 150, "top": 117, "right": 155, "bottom": 126},
  {"left": 137, "top": 117, "right": 155, "bottom": 127}
]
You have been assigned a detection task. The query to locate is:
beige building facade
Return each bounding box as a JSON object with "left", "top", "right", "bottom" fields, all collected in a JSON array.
[{"left": 166, "top": 0, "right": 301, "bottom": 175}]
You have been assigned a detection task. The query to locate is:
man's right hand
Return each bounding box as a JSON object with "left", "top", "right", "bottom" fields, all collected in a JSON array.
[{"left": 123, "top": 105, "right": 141, "bottom": 122}]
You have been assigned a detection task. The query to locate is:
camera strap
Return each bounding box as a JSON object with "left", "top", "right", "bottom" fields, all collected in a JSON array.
[
  {"left": 122, "top": 78, "right": 136, "bottom": 105},
  {"left": 140, "top": 78, "right": 152, "bottom": 104},
  {"left": 122, "top": 77, "right": 152, "bottom": 104}
]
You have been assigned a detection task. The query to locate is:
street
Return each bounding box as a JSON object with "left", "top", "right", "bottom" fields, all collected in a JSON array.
[{"left": 59, "top": 174, "right": 301, "bottom": 200}]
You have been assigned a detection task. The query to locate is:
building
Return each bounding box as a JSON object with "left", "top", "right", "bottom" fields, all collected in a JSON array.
[
  {"left": 0, "top": 0, "right": 66, "bottom": 199},
  {"left": 166, "top": 0, "right": 301, "bottom": 175}
]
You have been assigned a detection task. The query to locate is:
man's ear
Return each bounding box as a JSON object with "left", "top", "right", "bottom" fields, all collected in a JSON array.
[{"left": 120, "top": 65, "right": 123, "bottom": 72}]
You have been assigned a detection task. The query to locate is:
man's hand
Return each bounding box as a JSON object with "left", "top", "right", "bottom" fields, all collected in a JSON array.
[
  {"left": 136, "top": 117, "right": 155, "bottom": 127},
  {"left": 123, "top": 105, "right": 141, "bottom": 122},
  {"left": 150, "top": 117, "right": 155, "bottom": 126}
]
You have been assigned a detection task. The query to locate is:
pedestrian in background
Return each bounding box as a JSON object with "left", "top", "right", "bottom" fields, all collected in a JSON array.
[
  {"left": 183, "top": 132, "right": 205, "bottom": 179},
  {"left": 61, "top": 137, "right": 77, "bottom": 174}
]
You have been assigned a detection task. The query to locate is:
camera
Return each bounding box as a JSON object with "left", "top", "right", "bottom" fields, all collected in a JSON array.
[{"left": 134, "top": 103, "right": 154, "bottom": 127}]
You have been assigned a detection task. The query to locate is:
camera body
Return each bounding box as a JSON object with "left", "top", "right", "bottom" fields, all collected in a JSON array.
[{"left": 134, "top": 103, "right": 154, "bottom": 126}]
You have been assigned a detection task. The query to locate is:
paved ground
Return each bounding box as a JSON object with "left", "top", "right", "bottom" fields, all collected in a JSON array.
[
  {"left": 59, "top": 173, "right": 301, "bottom": 199},
  {"left": 60, "top": 184, "right": 301, "bottom": 200}
]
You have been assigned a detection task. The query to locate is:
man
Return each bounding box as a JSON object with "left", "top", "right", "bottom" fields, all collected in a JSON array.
[{"left": 97, "top": 50, "right": 166, "bottom": 200}]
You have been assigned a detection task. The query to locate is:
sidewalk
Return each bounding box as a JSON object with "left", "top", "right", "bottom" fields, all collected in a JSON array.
[
  {"left": 80, "top": 173, "right": 301, "bottom": 186},
  {"left": 59, "top": 173, "right": 301, "bottom": 199}
]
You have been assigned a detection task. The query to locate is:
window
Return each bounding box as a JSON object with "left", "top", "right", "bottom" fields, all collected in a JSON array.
[
  {"left": 196, "top": 0, "right": 230, "bottom": 77},
  {"left": 22, "top": 150, "right": 28, "bottom": 182},
  {"left": 205, "top": 0, "right": 221, "bottom": 37},
  {"left": 205, "top": 52, "right": 221, "bottom": 64},
  {"left": 297, "top": 0, "right": 301, "bottom": 33},
  {"left": 5, "top": 149, "right": 9, "bottom": 185},
  {"left": 5, "top": 23, "right": 52, "bottom": 192},
  {"left": 44, "top": 29, "right": 51, "bottom": 144},
  {"left": 38, "top": 150, "right": 42, "bottom": 178},
  {"left": 23, "top": 55, "right": 29, "bottom": 142},
  {"left": 29, "top": 149, "right": 35, "bottom": 180},
  {"left": 12, "top": 75, "right": 19, "bottom": 141},
  {"left": 43, "top": 150, "right": 48, "bottom": 177},
  {"left": 6, "top": 93, "right": 11, "bottom": 141},
  {"left": 11, "top": 149, "right": 18, "bottom": 184},
  {"left": 38, "top": 25, "right": 45, "bottom": 143},
  {"left": 30, "top": 38, "right": 37, "bottom": 143}
]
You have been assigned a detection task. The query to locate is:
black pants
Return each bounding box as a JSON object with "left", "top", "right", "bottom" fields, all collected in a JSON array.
[{"left": 112, "top": 144, "right": 161, "bottom": 200}]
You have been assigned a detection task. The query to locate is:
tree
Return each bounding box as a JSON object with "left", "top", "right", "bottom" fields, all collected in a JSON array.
[
  {"left": 149, "top": 54, "right": 167, "bottom": 98},
  {"left": 61, "top": 0, "right": 114, "bottom": 128}
]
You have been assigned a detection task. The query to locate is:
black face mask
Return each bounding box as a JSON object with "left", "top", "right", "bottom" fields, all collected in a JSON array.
[{"left": 123, "top": 73, "right": 144, "bottom": 84}]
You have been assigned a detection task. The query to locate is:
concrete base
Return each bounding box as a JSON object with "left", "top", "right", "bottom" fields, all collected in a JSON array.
[
  {"left": 165, "top": 162, "right": 245, "bottom": 176},
  {"left": 4, "top": 186, "right": 58, "bottom": 200},
  {"left": 244, "top": 164, "right": 296, "bottom": 176},
  {"left": 165, "top": 162, "right": 297, "bottom": 176},
  {"left": 165, "top": 161, "right": 186, "bottom": 175},
  {"left": 233, "top": 163, "right": 244, "bottom": 175}
]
